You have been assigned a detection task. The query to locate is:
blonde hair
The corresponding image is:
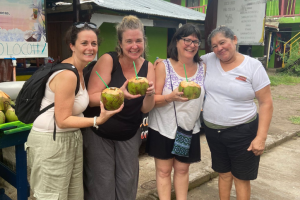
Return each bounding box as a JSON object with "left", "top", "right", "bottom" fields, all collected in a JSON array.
[{"left": 115, "top": 15, "right": 147, "bottom": 56}]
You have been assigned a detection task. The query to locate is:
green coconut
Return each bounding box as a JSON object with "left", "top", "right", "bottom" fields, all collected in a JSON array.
[
  {"left": 0, "top": 111, "right": 5, "bottom": 124},
  {"left": 5, "top": 107, "right": 18, "bottom": 122},
  {"left": 178, "top": 80, "right": 201, "bottom": 100},
  {"left": 101, "top": 87, "right": 124, "bottom": 110},
  {"left": 128, "top": 77, "right": 149, "bottom": 95}
]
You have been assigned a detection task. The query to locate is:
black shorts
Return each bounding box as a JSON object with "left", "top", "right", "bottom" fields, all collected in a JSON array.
[
  {"left": 146, "top": 128, "right": 201, "bottom": 164},
  {"left": 204, "top": 116, "right": 260, "bottom": 180}
]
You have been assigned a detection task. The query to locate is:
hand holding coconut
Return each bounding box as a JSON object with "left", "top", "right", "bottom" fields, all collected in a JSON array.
[
  {"left": 96, "top": 100, "right": 124, "bottom": 125},
  {"left": 120, "top": 79, "right": 142, "bottom": 100},
  {"left": 167, "top": 87, "right": 189, "bottom": 102},
  {"left": 145, "top": 81, "right": 155, "bottom": 96}
]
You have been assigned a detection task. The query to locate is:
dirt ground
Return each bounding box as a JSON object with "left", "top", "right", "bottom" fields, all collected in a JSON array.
[
  {"left": 265, "top": 69, "right": 300, "bottom": 137},
  {"left": 1, "top": 68, "right": 300, "bottom": 200}
]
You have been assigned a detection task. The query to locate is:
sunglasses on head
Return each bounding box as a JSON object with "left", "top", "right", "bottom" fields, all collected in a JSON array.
[{"left": 73, "top": 22, "right": 97, "bottom": 29}]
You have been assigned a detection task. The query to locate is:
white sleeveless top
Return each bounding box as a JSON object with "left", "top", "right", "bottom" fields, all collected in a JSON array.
[
  {"left": 149, "top": 59, "right": 205, "bottom": 139},
  {"left": 32, "top": 69, "right": 89, "bottom": 132}
]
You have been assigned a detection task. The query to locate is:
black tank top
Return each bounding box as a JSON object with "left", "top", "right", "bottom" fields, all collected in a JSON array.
[{"left": 84, "top": 52, "right": 148, "bottom": 141}]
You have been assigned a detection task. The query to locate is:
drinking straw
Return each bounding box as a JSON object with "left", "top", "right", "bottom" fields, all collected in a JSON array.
[
  {"left": 133, "top": 61, "right": 138, "bottom": 80},
  {"left": 183, "top": 64, "right": 188, "bottom": 82},
  {"left": 96, "top": 71, "right": 109, "bottom": 88}
]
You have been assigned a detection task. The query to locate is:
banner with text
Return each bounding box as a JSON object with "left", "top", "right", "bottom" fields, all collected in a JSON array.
[
  {"left": 0, "top": 0, "right": 47, "bottom": 58},
  {"left": 217, "top": 0, "right": 266, "bottom": 45}
]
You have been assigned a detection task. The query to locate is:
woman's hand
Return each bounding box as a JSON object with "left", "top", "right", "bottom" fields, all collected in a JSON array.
[
  {"left": 154, "top": 58, "right": 164, "bottom": 70},
  {"left": 146, "top": 81, "right": 155, "bottom": 96},
  {"left": 97, "top": 100, "right": 124, "bottom": 125},
  {"left": 120, "top": 79, "right": 141, "bottom": 100},
  {"left": 247, "top": 136, "right": 266, "bottom": 156},
  {"left": 167, "top": 88, "right": 189, "bottom": 102}
]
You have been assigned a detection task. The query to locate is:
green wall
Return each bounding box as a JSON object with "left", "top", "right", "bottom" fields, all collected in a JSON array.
[
  {"left": 267, "top": 0, "right": 300, "bottom": 16},
  {"left": 98, "top": 23, "right": 168, "bottom": 64},
  {"left": 98, "top": 23, "right": 117, "bottom": 58},
  {"left": 145, "top": 27, "right": 168, "bottom": 63},
  {"left": 199, "top": 49, "right": 206, "bottom": 57},
  {"left": 251, "top": 46, "right": 264, "bottom": 57}
]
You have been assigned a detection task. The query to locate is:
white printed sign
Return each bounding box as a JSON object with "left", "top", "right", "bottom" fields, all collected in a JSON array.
[
  {"left": 217, "top": 0, "right": 266, "bottom": 45},
  {"left": 0, "top": 0, "right": 48, "bottom": 58},
  {"left": 0, "top": 42, "right": 48, "bottom": 58}
]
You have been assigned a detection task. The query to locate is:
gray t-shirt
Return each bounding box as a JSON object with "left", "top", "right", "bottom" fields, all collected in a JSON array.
[{"left": 201, "top": 53, "right": 270, "bottom": 126}]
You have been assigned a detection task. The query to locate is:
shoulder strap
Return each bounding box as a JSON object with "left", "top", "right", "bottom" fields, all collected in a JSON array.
[
  {"left": 138, "top": 60, "right": 149, "bottom": 77},
  {"left": 51, "top": 63, "right": 80, "bottom": 95},
  {"left": 48, "top": 63, "right": 80, "bottom": 141},
  {"left": 107, "top": 51, "right": 118, "bottom": 74}
]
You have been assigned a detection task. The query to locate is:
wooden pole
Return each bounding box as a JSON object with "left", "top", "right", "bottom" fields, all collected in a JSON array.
[
  {"left": 73, "top": 0, "right": 80, "bottom": 22},
  {"left": 266, "top": 32, "right": 272, "bottom": 69}
]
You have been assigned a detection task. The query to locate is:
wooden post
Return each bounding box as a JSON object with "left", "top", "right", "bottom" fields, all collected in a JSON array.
[
  {"left": 266, "top": 32, "right": 272, "bottom": 69},
  {"left": 280, "top": 0, "right": 285, "bottom": 16},
  {"left": 73, "top": 0, "right": 80, "bottom": 22}
]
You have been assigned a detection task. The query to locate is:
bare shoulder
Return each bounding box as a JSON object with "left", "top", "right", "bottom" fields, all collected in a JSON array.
[
  {"left": 94, "top": 53, "right": 114, "bottom": 70},
  {"left": 147, "top": 61, "right": 154, "bottom": 69},
  {"left": 55, "top": 70, "right": 77, "bottom": 82},
  {"left": 156, "top": 60, "right": 166, "bottom": 70}
]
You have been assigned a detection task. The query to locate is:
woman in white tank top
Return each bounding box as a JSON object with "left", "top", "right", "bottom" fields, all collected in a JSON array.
[
  {"left": 26, "top": 23, "right": 123, "bottom": 200},
  {"left": 147, "top": 24, "right": 205, "bottom": 199}
]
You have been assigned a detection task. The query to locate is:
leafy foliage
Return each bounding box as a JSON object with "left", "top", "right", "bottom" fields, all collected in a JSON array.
[{"left": 276, "top": 42, "right": 300, "bottom": 76}]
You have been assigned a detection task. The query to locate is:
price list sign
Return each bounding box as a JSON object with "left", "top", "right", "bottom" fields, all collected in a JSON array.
[{"left": 216, "top": 0, "right": 266, "bottom": 45}]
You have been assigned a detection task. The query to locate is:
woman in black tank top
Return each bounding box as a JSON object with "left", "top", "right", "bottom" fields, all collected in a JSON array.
[{"left": 82, "top": 15, "right": 155, "bottom": 200}]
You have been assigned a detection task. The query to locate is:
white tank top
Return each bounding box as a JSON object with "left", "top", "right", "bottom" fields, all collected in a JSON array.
[
  {"left": 149, "top": 59, "right": 205, "bottom": 139},
  {"left": 32, "top": 69, "right": 89, "bottom": 132}
]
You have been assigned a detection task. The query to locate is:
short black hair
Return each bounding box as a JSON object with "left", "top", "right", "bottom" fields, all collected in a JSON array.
[{"left": 167, "top": 23, "right": 202, "bottom": 63}]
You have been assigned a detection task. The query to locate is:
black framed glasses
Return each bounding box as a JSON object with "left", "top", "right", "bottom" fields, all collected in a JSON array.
[
  {"left": 73, "top": 22, "right": 97, "bottom": 29},
  {"left": 181, "top": 38, "right": 201, "bottom": 47}
]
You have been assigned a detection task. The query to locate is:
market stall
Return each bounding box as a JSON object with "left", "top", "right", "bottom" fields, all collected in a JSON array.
[{"left": 0, "top": 0, "right": 47, "bottom": 199}]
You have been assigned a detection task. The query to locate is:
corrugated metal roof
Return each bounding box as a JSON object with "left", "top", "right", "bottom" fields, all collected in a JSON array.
[{"left": 81, "top": 0, "right": 206, "bottom": 21}]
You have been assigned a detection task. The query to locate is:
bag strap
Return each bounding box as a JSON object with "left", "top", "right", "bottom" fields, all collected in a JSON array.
[
  {"left": 165, "top": 59, "right": 196, "bottom": 131},
  {"left": 165, "top": 59, "right": 179, "bottom": 126},
  {"left": 49, "top": 63, "right": 80, "bottom": 141}
]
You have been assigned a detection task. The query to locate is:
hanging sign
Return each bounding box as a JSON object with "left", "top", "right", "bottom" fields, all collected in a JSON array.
[
  {"left": 0, "top": 0, "right": 48, "bottom": 58},
  {"left": 217, "top": 0, "right": 266, "bottom": 45}
]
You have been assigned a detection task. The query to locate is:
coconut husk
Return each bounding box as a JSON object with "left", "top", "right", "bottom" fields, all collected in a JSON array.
[{"left": 0, "top": 90, "right": 11, "bottom": 111}]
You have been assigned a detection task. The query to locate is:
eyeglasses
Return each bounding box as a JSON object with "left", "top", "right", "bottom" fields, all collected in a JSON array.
[
  {"left": 73, "top": 22, "right": 97, "bottom": 29},
  {"left": 181, "top": 38, "right": 201, "bottom": 47}
]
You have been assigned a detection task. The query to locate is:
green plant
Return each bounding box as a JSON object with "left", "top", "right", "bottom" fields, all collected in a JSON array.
[
  {"left": 289, "top": 116, "right": 300, "bottom": 125},
  {"left": 276, "top": 42, "right": 300, "bottom": 76}
]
